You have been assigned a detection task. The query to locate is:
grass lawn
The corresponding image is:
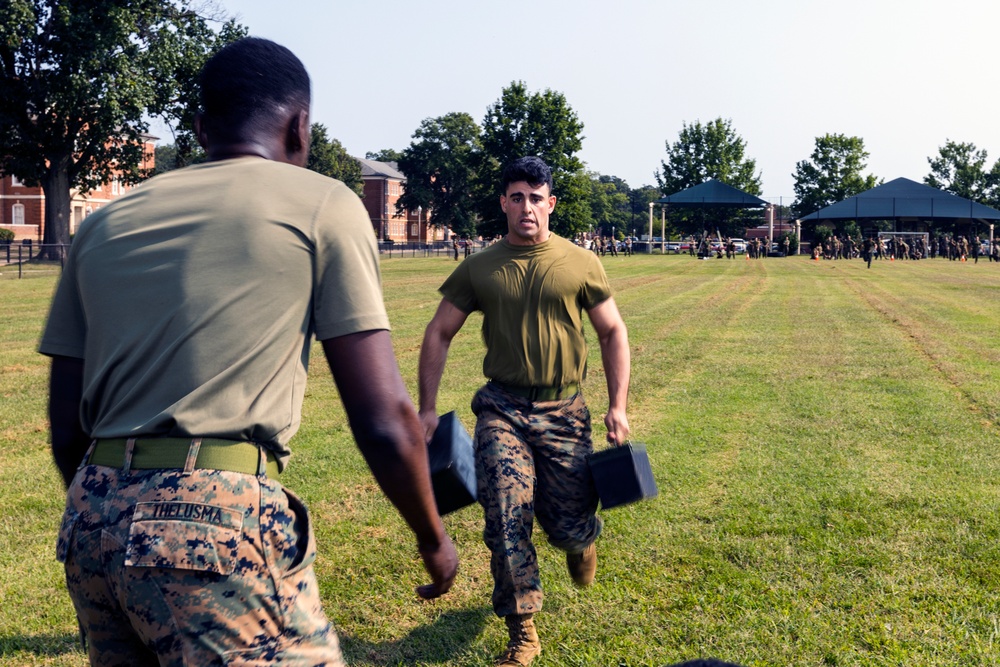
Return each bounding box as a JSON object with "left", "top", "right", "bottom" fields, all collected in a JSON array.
[{"left": 2, "top": 253, "right": 1000, "bottom": 666}]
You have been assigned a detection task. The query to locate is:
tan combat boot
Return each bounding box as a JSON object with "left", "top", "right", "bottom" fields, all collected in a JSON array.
[
  {"left": 495, "top": 613, "right": 541, "bottom": 666},
  {"left": 566, "top": 542, "right": 597, "bottom": 586}
]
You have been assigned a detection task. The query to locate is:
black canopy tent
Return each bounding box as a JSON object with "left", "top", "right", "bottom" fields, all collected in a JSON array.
[
  {"left": 800, "top": 177, "right": 1000, "bottom": 226},
  {"left": 652, "top": 180, "right": 769, "bottom": 254},
  {"left": 656, "top": 179, "right": 769, "bottom": 208}
]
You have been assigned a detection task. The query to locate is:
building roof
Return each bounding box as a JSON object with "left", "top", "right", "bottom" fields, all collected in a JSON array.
[
  {"left": 800, "top": 177, "right": 1000, "bottom": 222},
  {"left": 357, "top": 158, "right": 405, "bottom": 180}
]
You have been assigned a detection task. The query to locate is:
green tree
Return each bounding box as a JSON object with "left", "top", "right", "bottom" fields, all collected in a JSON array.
[
  {"left": 0, "top": 0, "right": 245, "bottom": 255},
  {"left": 656, "top": 118, "right": 762, "bottom": 194},
  {"left": 655, "top": 118, "right": 762, "bottom": 237},
  {"left": 629, "top": 185, "right": 662, "bottom": 239},
  {"left": 396, "top": 112, "right": 480, "bottom": 239},
  {"left": 306, "top": 123, "right": 363, "bottom": 196},
  {"left": 587, "top": 174, "right": 631, "bottom": 240},
  {"left": 151, "top": 142, "right": 206, "bottom": 176},
  {"left": 925, "top": 140, "right": 997, "bottom": 205},
  {"left": 792, "top": 134, "right": 880, "bottom": 233},
  {"left": 474, "top": 81, "right": 590, "bottom": 238},
  {"left": 365, "top": 148, "right": 403, "bottom": 163}
]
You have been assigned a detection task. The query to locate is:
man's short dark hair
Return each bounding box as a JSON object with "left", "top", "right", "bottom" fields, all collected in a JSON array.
[
  {"left": 501, "top": 156, "right": 553, "bottom": 194},
  {"left": 198, "top": 37, "right": 310, "bottom": 144}
]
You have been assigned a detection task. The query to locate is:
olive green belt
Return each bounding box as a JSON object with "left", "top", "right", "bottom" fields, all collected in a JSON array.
[
  {"left": 89, "top": 437, "right": 280, "bottom": 477},
  {"left": 490, "top": 381, "right": 581, "bottom": 402}
]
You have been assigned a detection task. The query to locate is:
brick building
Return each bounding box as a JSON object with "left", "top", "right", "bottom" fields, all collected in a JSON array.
[
  {"left": 0, "top": 135, "right": 156, "bottom": 241},
  {"left": 357, "top": 158, "right": 447, "bottom": 244}
]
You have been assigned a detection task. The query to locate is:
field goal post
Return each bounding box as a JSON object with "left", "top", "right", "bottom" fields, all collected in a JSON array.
[{"left": 877, "top": 231, "right": 929, "bottom": 248}]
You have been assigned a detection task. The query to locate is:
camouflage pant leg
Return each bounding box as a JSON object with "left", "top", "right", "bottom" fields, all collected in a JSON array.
[
  {"left": 58, "top": 463, "right": 344, "bottom": 666},
  {"left": 472, "top": 383, "right": 602, "bottom": 618}
]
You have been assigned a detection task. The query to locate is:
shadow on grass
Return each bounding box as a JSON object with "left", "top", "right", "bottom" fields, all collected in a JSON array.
[
  {"left": 340, "top": 606, "right": 492, "bottom": 665},
  {"left": 0, "top": 632, "right": 81, "bottom": 657}
]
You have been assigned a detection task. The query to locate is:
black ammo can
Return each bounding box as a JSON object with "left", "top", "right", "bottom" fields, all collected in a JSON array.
[
  {"left": 588, "top": 442, "right": 658, "bottom": 509},
  {"left": 427, "top": 411, "right": 478, "bottom": 515}
]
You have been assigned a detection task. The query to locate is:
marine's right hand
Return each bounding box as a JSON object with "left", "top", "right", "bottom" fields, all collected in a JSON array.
[
  {"left": 418, "top": 409, "right": 439, "bottom": 445},
  {"left": 416, "top": 533, "right": 458, "bottom": 599}
]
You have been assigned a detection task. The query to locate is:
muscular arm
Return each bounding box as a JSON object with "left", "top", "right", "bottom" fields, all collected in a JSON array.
[
  {"left": 322, "top": 330, "right": 457, "bottom": 598},
  {"left": 49, "top": 355, "right": 89, "bottom": 488},
  {"left": 417, "top": 299, "right": 469, "bottom": 442},
  {"left": 587, "top": 297, "right": 631, "bottom": 445}
]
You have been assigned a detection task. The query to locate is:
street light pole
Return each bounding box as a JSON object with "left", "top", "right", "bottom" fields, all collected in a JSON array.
[{"left": 648, "top": 202, "right": 654, "bottom": 254}]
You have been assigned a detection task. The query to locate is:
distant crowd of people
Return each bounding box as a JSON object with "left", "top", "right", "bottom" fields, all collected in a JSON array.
[
  {"left": 576, "top": 235, "right": 635, "bottom": 256},
  {"left": 810, "top": 234, "right": 999, "bottom": 266}
]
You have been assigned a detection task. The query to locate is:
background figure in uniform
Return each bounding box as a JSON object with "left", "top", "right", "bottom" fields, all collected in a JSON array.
[
  {"left": 40, "top": 38, "right": 457, "bottom": 666},
  {"left": 417, "top": 156, "right": 631, "bottom": 667}
]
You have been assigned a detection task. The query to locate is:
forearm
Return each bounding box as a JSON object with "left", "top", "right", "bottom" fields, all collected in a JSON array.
[
  {"left": 418, "top": 327, "right": 451, "bottom": 415},
  {"left": 355, "top": 402, "right": 447, "bottom": 547},
  {"left": 48, "top": 356, "right": 89, "bottom": 488},
  {"left": 323, "top": 332, "right": 447, "bottom": 546},
  {"left": 599, "top": 325, "right": 631, "bottom": 412}
]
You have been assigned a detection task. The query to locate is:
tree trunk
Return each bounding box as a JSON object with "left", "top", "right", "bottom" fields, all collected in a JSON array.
[{"left": 40, "top": 155, "right": 72, "bottom": 260}]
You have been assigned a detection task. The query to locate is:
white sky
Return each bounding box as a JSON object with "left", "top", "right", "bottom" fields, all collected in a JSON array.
[{"left": 214, "top": 0, "right": 1000, "bottom": 202}]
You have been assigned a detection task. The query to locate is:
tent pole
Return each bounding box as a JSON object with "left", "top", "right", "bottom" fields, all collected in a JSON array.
[{"left": 660, "top": 206, "right": 666, "bottom": 254}]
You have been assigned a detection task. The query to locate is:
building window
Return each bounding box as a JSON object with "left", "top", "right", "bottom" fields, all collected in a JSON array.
[
  {"left": 111, "top": 179, "right": 120, "bottom": 195},
  {"left": 12, "top": 203, "right": 25, "bottom": 225},
  {"left": 10, "top": 175, "right": 23, "bottom": 187},
  {"left": 411, "top": 224, "right": 418, "bottom": 236}
]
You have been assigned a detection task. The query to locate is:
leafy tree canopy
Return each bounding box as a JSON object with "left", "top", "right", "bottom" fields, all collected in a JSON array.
[
  {"left": 365, "top": 148, "right": 403, "bottom": 163},
  {"left": 474, "top": 81, "right": 590, "bottom": 238},
  {"left": 587, "top": 173, "right": 631, "bottom": 240},
  {"left": 624, "top": 184, "right": 663, "bottom": 239},
  {"left": 0, "top": 0, "right": 245, "bottom": 249},
  {"left": 656, "top": 118, "right": 762, "bottom": 195},
  {"left": 924, "top": 140, "right": 998, "bottom": 207},
  {"left": 655, "top": 118, "right": 763, "bottom": 237},
  {"left": 792, "top": 134, "right": 880, "bottom": 227},
  {"left": 307, "top": 123, "right": 363, "bottom": 196},
  {"left": 151, "top": 142, "right": 206, "bottom": 176},
  {"left": 397, "top": 112, "right": 480, "bottom": 238}
]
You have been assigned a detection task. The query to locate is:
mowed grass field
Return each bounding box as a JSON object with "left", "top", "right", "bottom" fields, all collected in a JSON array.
[{"left": 2, "top": 253, "right": 1000, "bottom": 666}]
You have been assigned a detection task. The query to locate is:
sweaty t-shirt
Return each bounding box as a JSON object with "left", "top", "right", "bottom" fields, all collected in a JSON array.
[
  {"left": 39, "top": 157, "right": 389, "bottom": 469},
  {"left": 439, "top": 234, "right": 611, "bottom": 387}
]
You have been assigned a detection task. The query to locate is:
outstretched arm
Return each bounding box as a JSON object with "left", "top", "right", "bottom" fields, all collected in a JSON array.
[
  {"left": 322, "top": 330, "right": 458, "bottom": 599},
  {"left": 587, "top": 297, "right": 631, "bottom": 445},
  {"left": 49, "top": 355, "right": 89, "bottom": 488},
  {"left": 417, "top": 299, "right": 469, "bottom": 443}
]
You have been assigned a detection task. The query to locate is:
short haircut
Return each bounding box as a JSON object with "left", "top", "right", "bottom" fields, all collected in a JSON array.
[
  {"left": 198, "top": 37, "right": 311, "bottom": 144},
  {"left": 501, "top": 156, "right": 553, "bottom": 194}
]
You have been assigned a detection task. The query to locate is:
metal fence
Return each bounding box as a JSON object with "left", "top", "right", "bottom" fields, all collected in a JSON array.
[
  {"left": 0, "top": 240, "right": 493, "bottom": 279},
  {"left": 377, "top": 240, "right": 488, "bottom": 259},
  {"left": 0, "top": 242, "right": 69, "bottom": 279}
]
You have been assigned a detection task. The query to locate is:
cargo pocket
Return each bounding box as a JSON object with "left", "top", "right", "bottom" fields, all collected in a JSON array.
[
  {"left": 277, "top": 487, "right": 316, "bottom": 578},
  {"left": 125, "top": 501, "right": 244, "bottom": 575},
  {"left": 55, "top": 510, "right": 78, "bottom": 564}
]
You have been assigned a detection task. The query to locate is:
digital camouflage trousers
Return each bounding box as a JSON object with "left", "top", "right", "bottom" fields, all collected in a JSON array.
[
  {"left": 472, "top": 382, "right": 602, "bottom": 618},
  {"left": 57, "top": 448, "right": 343, "bottom": 666}
]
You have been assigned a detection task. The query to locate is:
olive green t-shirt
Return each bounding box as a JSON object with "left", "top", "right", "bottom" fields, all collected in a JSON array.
[
  {"left": 439, "top": 234, "right": 611, "bottom": 387},
  {"left": 39, "top": 157, "right": 389, "bottom": 469}
]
